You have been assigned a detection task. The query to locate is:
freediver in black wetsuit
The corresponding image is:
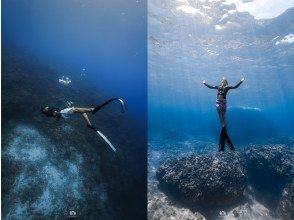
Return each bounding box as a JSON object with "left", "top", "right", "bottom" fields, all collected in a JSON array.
[
  {"left": 41, "top": 98, "right": 126, "bottom": 152},
  {"left": 41, "top": 98, "right": 126, "bottom": 132},
  {"left": 203, "top": 77, "right": 245, "bottom": 151}
]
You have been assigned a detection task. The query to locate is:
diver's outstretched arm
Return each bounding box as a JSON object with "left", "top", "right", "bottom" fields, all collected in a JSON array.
[
  {"left": 202, "top": 80, "right": 218, "bottom": 89},
  {"left": 228, "top": 77, "right": 245, "bottom": 89}
]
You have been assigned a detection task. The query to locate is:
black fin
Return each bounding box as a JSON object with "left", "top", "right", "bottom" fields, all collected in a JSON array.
[
  {"left": 92, "top": 98, "right": 126, "bottom": 114},
  {"left": 87, "top": 124, "right": 98, "bottom": 132}
]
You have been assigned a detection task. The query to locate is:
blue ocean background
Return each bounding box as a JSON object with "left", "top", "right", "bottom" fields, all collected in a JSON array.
[
  {"left": 3, "top": 0, "right": 146, "bottom": 123},
  {"left": 148, "top": 1, "right": 294, "bottom": 219},
  {"left": 148, "top": 2, "right": 294, "bottom": 145},
  {"left": 2, "top": 0, "right": 147, "bottom": 219}
]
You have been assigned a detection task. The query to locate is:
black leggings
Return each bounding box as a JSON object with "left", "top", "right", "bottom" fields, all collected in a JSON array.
[{"left": 219, "top": 126, "right": 235, "bottom": 151}]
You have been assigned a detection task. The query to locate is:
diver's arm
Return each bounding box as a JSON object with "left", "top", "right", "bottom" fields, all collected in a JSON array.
[
  {"left": 203, "top": 80, "right": 218, "bottom": 89},
  {"left": 228, "top": 77, "right": 245, "bottom": 89}
]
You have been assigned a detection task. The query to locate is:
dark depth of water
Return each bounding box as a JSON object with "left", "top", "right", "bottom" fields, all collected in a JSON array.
[{"left": 2, "top": 0, "right": 147, "bottom": 123}]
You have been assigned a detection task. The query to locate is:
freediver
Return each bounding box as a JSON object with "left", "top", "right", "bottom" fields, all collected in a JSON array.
[
  {"left": 203, "top": 77, "right": 245, "bottom": 151},
  {"left": 41, "top": 98, "right": 126, "bottom": 132}
]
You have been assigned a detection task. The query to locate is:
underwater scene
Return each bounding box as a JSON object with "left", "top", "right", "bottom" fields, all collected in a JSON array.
[
  {"left": 2, "top": 0, "right": 147, "bottom": 219},
  {"left": 148, "top": 0, "right": 294, "bottom": 219}
]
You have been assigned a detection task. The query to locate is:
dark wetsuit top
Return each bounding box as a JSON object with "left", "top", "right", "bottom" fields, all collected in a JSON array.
[{"left": 204, "top": 81, "right": 243, "bottom": 100}]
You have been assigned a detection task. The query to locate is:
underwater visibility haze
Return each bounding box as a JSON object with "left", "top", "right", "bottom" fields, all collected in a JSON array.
[
  {"left": 2, "top": 0, "right": 147, "bottom": 219},
  {"left": 2, "top": 0, "right": 147, "bottom": 122},
  {"left": 148, "top": 0, "right": 294, "bottom": 219},
  {"left": 149, "top": 1, "right": 294, "bottom": 141}
]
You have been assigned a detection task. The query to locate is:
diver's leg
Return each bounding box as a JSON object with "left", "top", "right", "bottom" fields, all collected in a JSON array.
[
  {"left": 219, "top": 127, "right": 225, "bottom": 151},
  {"left": 223, "top": 126, "right": 235, "bottom": 150},
  {"left": 221, "top": 112, "right": 226, "bottom": 127},
  {"left": 222, "top": 112, "right": 226, "bottom": 125},
  {"left": 82, "top": 113, "right": 98, "bottom": 132},
  {"left": 81, "top": 113, "right": 92, "bottom": 125},
  {"left": 217, "top": 111, "right": 225, "bottom": 127},
  {"left": 222, "top": 112, "right": 235, "bottom": 149},
  {"left": 73, "top": 107, "right": 94, "bottom": 113},
  {"left": 217, "top": 111, "right": 225, "bottom": 151}
]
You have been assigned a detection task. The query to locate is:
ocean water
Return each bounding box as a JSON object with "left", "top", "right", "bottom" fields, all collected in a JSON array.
[
  {"left": 148, "top": 1, "right": 294, "bottom": 142},
  {"left": 2, "top": 0, "right": 147, "bottom": 219},
  {"left": 2, "top": 0, "right": 147, "bottom": 123},
  {"left": 148, "top": 1, "right": 294, "bottom": 219},
  {"left": 149, "top": 0, "right": 294, "bottom": 144}
]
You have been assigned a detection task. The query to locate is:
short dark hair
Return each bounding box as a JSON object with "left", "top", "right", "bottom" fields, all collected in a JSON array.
[{"left": 41, "top": 106, "right": 48, "bottom": 113}]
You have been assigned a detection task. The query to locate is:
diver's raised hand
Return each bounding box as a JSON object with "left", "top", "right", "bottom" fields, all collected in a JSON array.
[
  {"left": 202, "top": 80, "right": 206, "bottom": 84},
  {"left": 241, "top": 77, "right": 245, "bottom": 82}
]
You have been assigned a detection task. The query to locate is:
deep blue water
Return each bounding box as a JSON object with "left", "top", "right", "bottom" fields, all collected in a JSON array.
[
  {"left": 148, "top": 1, "right": 294, "bottom": 145},
  {"left": 2, "top": 0, "right": 146, "bottom": 123},
  {"left": 2, "top": 1, "right": 147, "bottom": 219}
]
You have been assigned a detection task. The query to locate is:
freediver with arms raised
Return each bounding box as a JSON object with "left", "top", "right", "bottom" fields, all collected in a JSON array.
[
  {"left": 203, "top": 77, "right": 245, "bottom": 151},
  {"left": 41, "top": 98, "right": 127, "bottom": 152}
]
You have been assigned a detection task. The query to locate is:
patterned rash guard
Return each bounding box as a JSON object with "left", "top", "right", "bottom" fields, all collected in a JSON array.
[{"left": 204, "top": 81, "right": 243, "bottom": 100}]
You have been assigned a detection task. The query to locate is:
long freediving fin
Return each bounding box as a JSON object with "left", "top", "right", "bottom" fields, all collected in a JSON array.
[
  {"left": 92, "top": 98, "right": 127, "bottom": 114},
  {"left": 96, "top": 130, "right": 117, "bottom": 152},
  {"left": 118, "top": 98, "right": 127, "bottom": 113}
]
